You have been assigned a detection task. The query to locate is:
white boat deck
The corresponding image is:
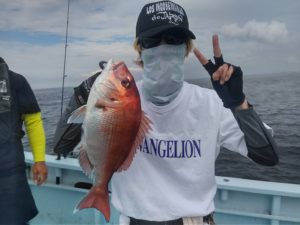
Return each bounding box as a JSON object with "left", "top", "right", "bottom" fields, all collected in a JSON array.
[{"left": 25, "top": 152, "right": 300, "bottom": 225}]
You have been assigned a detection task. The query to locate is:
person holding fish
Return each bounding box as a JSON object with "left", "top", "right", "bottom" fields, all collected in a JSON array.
[
  {"left": 68, "top": 1, "right": 278, "bottom": 225},
  {"left": 109, "top": 1, "right": 278, "bottom": 225},
  {"left": 0, "top": 57, "right": 47, "bottom": 225}
]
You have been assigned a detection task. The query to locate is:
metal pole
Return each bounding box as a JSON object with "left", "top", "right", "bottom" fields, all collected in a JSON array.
[{"left": 60, "top": 0, "right": 70, "bottom": 117}]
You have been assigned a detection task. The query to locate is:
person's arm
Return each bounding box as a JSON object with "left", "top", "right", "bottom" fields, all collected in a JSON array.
[
  {"left": 232, "top": 101, "right": 278, "bottom": 166},
  {"left": 11, "top": 71, "right": 48, "bottom": 185},
  {"left": 53, "top": 70, "right": 102, "bottom": 158},
  {"left": 22, "top": 112, "right": 45, "bottom": 162},
  {"left": 22, "top": 112, "right": 48, "bottom": 185},
  {"left": 194, "top": 34, "right": 278, "bottom": 166}
]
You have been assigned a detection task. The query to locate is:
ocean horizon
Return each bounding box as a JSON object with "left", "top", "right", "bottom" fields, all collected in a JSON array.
[{"left": 24, "top": 72, "right": 300, "bottom": 185}]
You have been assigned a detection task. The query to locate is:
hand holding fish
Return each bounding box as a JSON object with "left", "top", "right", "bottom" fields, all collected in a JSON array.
[{"left": 193, "top": 34, "right": 248, "bottom": 109}]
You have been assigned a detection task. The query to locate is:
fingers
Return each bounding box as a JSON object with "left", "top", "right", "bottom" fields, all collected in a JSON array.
[
  {"left": 212, "top": 64, "right": 226, "bottom": 82},
  {"left": 33, "top": 170, "right": 44, "bottom": 185},
  {"left": 32, "top": 163, "right": 48, "bottom": 185},
  {"left": 226, "top": 65, "right": 234, "bottom": 82},
  {"left": 38, "top": 170, "right": 48, "bottom": 185},
  {"left": 33, "top": 170, "right": 38, "bottom": 184},
  {"left": 194, "top": 35, "right": 225, "bottom": 78},
  {"left": 212, "top": 64, "right": 233, "bottom": 85},
  {"left": 193, "top": 48, "right": 209, "bottom": 65},
  {"left": 213, "top": 34, "right": 222, "bottom": 58},
  {"left": 34, "top": 171, "right": 47, "bottom": 185},
  {"left": 194, "top": 35, "right": 223, "bottom": 67}
]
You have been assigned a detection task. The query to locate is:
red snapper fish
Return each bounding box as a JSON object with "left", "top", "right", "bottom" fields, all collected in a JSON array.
[{"left": 68, "top": 60, "right": 151, "bottom": 222}]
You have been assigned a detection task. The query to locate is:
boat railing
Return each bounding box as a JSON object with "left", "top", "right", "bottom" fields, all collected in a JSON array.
[{"left": 25, "top": 152, "right": 300, "bottom": 225}]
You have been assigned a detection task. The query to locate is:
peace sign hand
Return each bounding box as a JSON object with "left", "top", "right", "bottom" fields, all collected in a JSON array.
[{"left": 193, "top": 35, "right": 246, "bottom": 109}]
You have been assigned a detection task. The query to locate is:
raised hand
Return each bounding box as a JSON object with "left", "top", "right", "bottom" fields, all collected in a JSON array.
[{"left": 193, "top": 34, "right": 247, "bottom": 109}]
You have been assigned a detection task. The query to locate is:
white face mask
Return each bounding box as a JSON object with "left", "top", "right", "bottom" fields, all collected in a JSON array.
[{"left": 141, "top": 44, "right": 185, "bottom": 105}]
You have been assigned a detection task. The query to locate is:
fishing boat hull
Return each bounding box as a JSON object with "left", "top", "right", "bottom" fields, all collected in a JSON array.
[{"left": 25, "top": 152, "right": 300, "bottom": 225}]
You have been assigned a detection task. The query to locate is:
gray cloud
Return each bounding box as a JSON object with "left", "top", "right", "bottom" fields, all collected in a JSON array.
[
  {"left": 221, "top": 20, "right": 288, "bottom": 43},
  {"left": 1, "top": 0, "right": 300, "bottom": 89}
]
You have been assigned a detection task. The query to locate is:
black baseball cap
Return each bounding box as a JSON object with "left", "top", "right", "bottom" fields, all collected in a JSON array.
[{"left": 136, "top": 0, "right": 196, "bottom": 39}]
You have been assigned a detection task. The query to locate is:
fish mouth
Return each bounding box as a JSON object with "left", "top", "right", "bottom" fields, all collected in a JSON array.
[
  {"left": 112, "top": 61, "right": 125, "bottom": 71},
  {"left": 112, "top": 61, "right": 133, "bottom": 84}
]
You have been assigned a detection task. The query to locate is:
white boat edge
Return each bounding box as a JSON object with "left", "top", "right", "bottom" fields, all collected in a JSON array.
[{"left": 25, "top": 152, "right": 300, "bottom": 225}]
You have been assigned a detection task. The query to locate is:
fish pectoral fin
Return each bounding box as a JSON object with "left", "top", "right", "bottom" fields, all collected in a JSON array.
[
  {"left": 95, "top": 98, "right": 123, "bottom": 109},
  {"left": 79, "top": 147, "right": 94, "bottom": 177},
  {"left": 67, "top": 105, "right": 87, "bottom": 124},
  {"left": 118, "top": 111, "right": 152, "bottom": 172}
]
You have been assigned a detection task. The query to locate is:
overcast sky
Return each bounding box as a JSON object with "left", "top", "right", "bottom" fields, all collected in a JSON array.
[{"left": 1, "top": 0, "right": 299, "bottom": 89}]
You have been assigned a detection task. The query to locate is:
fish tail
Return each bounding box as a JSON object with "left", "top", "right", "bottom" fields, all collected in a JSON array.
[{"left": 74, "top": 186, "right": 110, "bottom": 222}]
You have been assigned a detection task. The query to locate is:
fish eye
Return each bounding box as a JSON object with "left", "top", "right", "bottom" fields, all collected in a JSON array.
[{"left": 121, "top": 79, "right": 131, "bottom": 88}]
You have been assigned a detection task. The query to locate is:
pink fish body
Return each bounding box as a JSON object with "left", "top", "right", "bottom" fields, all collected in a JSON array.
[{"left": 68, "top": 60, "right": 151, "bottom": 221}]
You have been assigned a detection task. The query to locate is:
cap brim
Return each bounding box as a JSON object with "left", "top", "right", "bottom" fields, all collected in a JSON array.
[{"left": 138, "top": 24, "right": 196, "bottom": 39}]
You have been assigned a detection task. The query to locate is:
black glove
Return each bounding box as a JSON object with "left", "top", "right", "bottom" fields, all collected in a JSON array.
[{"left": 203, "top": 55, "right": 245, "bottom": 108}]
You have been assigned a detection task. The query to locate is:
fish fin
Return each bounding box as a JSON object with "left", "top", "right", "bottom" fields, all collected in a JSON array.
[
  {"left": 72, "top": 141, "right": 82, "bottom": 155},
  {"left": 89, "top": 169, "right": 97, "bottom": 183},
  {"left": 74, "top": 186, "right": 110, "bottom": 222},
  {"left": 118, "top": 111, "right": 152, "bottom": 172},
  {"left": 67, "top": 105, "right": 87, "bottom": 124},
  {"left": 78, "top": 147, "right": 94, "bottom": 177}
]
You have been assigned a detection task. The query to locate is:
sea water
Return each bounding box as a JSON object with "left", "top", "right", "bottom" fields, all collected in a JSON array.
[{"left": 24, "top": 72, "right": 300, "bottom": 184}]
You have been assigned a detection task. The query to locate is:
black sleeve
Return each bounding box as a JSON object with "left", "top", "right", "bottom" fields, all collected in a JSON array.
[
  {"left": 53, "top": 71, "right": 100, "bottom": 157},
  {"left": 232, "top": 106, "right": 279, "bottom": 166},
  {"left": 73, "top": 72, "right": 100, "bottom": 105},
  {"left": 10, "top": 71, "right": 40, "bottom": 114},
  {"left": 53, "top": 95, "right": 82, "bottom": 157}
]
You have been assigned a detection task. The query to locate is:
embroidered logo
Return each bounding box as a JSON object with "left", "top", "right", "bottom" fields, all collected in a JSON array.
[
  {"left": 152, "top": 11, "right": 183, "bottom": 25},
  {"left": 146, "top": 1, "right": 185, "bottom": 26}
]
